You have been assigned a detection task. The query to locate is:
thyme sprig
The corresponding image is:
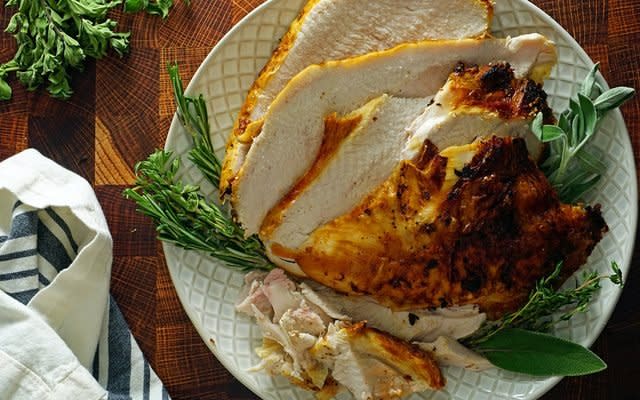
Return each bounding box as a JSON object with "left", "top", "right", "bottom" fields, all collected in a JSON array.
[
  {"left": 532, "top": 63, "right": 635, "bottom": 203},
  {"left": 464, "top": 261, "right": 624, "bottom": 347},
  {"left": 168, "top": 64, "right": 222, "bottom": 188}
]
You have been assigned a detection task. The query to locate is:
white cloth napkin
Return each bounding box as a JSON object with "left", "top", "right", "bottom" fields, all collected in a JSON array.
[{"left": 0, "top": 149, "right": 169, "bottom": 400}]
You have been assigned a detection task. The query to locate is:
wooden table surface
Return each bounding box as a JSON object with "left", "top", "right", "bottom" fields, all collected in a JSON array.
[{"left": 1, "top": 0, "right": 639, "bottom": 399}]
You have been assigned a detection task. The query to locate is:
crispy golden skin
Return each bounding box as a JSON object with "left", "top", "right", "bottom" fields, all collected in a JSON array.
[
  {"left": 292, "top": 137, "right": 607, "bottom": 318},
  {"left": 448, "top": 62, "right": 555, "bottom": 124}
]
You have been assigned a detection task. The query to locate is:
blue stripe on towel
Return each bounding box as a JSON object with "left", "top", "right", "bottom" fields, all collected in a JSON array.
[
  {"left": 1, "top": 200, "right": 171, "bottom": 399},
  {"left": 143, "top": 361, "right": 151, "bottom": 400},
  {"left": 9, "top": 211, "right": 38, "bottom": 239},
  {"left": 8, "top": 288, "right": 38, "bottom": 305},
  {"left": 0, "top": 269, "right": 38, "bottom": 281},
  {"left": 37, "top": 272, "right": 50, "bottom": 287},
  {"left": 44, "top": 208, "right": 79, "bottom": 253},
  {"left": 0, "top": 249, "right": 38, "bottom": 262},
  {"left": 107, "top": 298, "right": 132, "bottom": 400},
  {"left": 36, "top": 222, "right": 72, "bottom": 272}
]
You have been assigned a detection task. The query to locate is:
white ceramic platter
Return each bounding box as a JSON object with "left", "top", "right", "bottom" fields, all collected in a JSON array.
[{"left": 163, "top": 0, "right": 638, "bottom": 399}]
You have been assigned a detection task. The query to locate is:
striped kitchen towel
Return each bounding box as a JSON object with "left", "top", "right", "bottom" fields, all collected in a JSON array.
[{"left": 0, "top": 149, "right": 170, "bottom": 400}]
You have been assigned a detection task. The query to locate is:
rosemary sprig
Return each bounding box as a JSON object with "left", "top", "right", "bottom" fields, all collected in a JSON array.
[
  {"left": 123, "top": 150, "right": 273, "bottom": 271},
  {"left": 123, "top": 65, "right": 274, "bottom": 271},
  {"left": 532, "top": 63, "right": 635, "bottom": 203},
  {"left": 464, "top": 261, "right": 624, "bottom": 347},
  {"left": 168, "top": 64, "right": 222, "bottom": 188}
]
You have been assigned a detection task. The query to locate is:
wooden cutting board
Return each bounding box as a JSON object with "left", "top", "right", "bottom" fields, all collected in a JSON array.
[{"left": 0, "top": 0, "right": 639, "bottom": 399}]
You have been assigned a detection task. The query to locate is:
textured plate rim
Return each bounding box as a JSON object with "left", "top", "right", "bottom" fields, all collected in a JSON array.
[{"left": 162, "top": 1, "right": 638, "bottom": 399}]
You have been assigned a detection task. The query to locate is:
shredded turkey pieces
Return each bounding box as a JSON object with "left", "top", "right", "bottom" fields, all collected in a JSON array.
[{"left": 225, "top": 0, "right": 608, "bottom": 399}]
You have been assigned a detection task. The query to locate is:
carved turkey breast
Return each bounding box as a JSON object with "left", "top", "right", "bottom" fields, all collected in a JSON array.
[
  {"left": 220, "top": 0, "right": 495, "bottom": 196},
  {"left": 231, "top": 34, "right": 557, "bottom": 236}
]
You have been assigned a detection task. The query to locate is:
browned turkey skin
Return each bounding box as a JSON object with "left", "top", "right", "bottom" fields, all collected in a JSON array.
[
  {"left": 292, "top": 137, "right": 607, "bottom": 318},
  {"left": 447, "top": 62, "right": 556, "bottom": 124}
]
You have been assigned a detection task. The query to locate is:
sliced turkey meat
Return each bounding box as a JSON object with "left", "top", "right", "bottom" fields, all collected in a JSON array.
[
  {"left": 404, "top": 62, "right": 555, "bottom": 160},
  {"left": 232, "top": 34, "right": 557, "bottom": 235},
  {"left": 300, "top": 281, "right": 485, "bottom": 343},
  {"left": 236, "top": 268, "right": 492, "bottom": 397},
  {"left": 416, "top": 336, "right": 493, "bottom": 371},
  {"left": 260, "top": 63, "right": 554, "bottom": 268},
  {"left": 312, "top": 322, "right": 445, "bottom": 399},
  {"left": 220, "top": 0, "right": 494, "bottom": 195},
  {"left": 289, "top": 137, "right": 607, "bottom": 317},
  {"left": 261, "top": 94, "right": 430, "bottom": 258}
]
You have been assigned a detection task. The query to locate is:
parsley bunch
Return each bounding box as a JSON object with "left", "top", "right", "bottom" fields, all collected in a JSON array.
[{"left": 0, "top": 0, "right": 176, "bottom": 101}]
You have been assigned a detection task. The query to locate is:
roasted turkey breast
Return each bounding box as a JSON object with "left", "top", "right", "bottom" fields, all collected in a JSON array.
[
  {"left": 261, "top": 63, "right": 554, "bottom": 271},
  {"left": 232, "top": 34, "right": 557, "bottom": 236},
  {"left": 285, "top": 137, "right": 607, "bottom": 318},
  {"left": 220, "top": 0, "right": 494, "bottom": 196}
]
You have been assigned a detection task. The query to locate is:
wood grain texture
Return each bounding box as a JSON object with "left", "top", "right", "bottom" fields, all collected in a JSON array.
[{"left": 0, "top": 0, "right": 639, "bottom": 399}]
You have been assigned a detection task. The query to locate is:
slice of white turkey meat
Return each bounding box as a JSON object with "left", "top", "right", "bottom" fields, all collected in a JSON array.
[
  {"left": 220, "top": 0, "right": 494, "bottom": 195},
  {"left": 300, "top": 281, "right": 486, "bottom": 343},
  {"left": 260, "top": 94, "right": 431, "bottom": 256},
  {"left": 403, "top": 64, "right": 548, "bottom": 161},
  {"left": 232, "top": 34, "right": 557, "bottom": 235},
  {"left": 312, "top": 322, "right": 445, "bottom": 398},
  {"left": 416, "top": 336, "right": 493, "bottom": 371}
]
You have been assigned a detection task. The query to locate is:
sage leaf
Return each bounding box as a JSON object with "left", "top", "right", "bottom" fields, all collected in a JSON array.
[
  {"left": 531, "top": 112, "right": 544, "bottom": 140},
  {"left": 580, "top": 63, "right": 600, "bottom": 98},
  {"left": 576, "top": 149, "right": 606, "bottom": 174},
  {"left": 594, "top": 87, "right": 636, "bottom": 113},
  {"left": 577, "top": 93, "right": 597, "bottom": 139},
  {"left": 540, "top": 125, "right": 565, "bottom": 143},
  {"left": 475, "top": 328, "right": 606, "bottom": 376},
  {"left": 0, "top": 77, "right": 12, "bottom": 101}
]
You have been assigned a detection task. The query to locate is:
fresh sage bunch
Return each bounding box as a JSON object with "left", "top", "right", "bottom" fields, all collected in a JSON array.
[
  {"left": 0, "top": 0, "right": 177, "bottom": 101},
  {"left": 532, "top": 63, "right": 635, "bottom": 203}
]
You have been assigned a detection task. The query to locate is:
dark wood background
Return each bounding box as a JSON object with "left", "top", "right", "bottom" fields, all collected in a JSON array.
[{"left": 1, "top": 0, "right": 638, "bottom": 399}]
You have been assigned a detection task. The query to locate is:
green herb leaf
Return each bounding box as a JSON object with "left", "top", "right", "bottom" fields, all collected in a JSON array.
[
  {"left": 580, "top": 63, "right": 600, "bottom": 98},
  {"left": 123, "top": 150, "right": 274, "bottom": 271},
  {"left": 534, "top": 62, "right": 634, "bottom": 203},
  {"left": 464, "top": 261, "right": 624, "bottom": 346},
  {"left": 168, "top": 64, "right": 222, "bottom": 188},
  {"left": 145, "top": 0, "right": 174, "bottom": 18},
  {"left": 540, "top": 125, "right": 565, "bottom": 143},
  {"left": 594, "top": 87, "right": 636, "bottom": 114},
  {"left": 610, "top": 261, "right": 624, "bottom": 286},
  {"left": 0, "top": 76, "right": 12, "bottom": 100},
  {"left": 1, "top": 0, "right": 181, "bottom": 101},
  {"left": 123, "top": 0, "right": 149, "bottom": 13},
  {"left": 475, "top": 328, "right": 606, "bottom": 376},
  {"left": 577, "top": 93, "right": 597, "bottom": 140},
  {"left": 124, "top": 65, "right": 275, "bottom": 272}
]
